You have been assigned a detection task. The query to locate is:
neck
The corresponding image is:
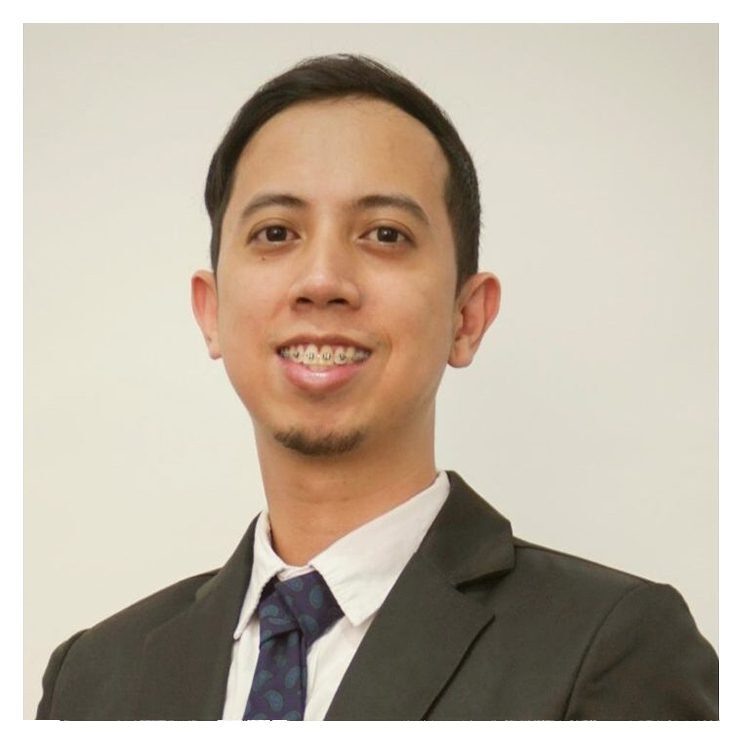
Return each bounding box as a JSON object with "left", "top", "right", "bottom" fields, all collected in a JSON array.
[{"left": 254, "top": 426, "right": 437, "bottom": 566}]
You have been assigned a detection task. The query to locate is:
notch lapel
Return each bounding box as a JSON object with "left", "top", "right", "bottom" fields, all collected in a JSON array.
[
  {"left": 136, "top": 520, "right": 257, "bottom": 720},
  {"left": 325, "top": 472, "right": 515, "bottom": 720}
]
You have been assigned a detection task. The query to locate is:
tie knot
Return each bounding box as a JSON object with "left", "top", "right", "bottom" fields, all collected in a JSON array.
[{"left": 257, "top": 570, "right": 343, "bottom": 648}]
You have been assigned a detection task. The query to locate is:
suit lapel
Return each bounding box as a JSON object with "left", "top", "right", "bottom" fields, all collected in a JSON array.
[
  {"left": 133, "top": 473, "right": 512, "bottom": 720},
  {"left": 136, "top": 520, "right": 257, "bottom": 720},
  {"left": 325, "top": 471, "right": 514, "bottom": 720},
  {"left": 323, "top": 552, "right": 495, "bottom": 720}
]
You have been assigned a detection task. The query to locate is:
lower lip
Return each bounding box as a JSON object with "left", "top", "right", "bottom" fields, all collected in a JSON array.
[{"left": 277, "top": 354, "right": 369, "bottom": 394}]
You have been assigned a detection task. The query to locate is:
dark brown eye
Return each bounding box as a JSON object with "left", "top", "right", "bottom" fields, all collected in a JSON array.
[
  {"left": 265, "top": 226, "right": 289, "bottom": 241},
  {"left": 377, "top": 227, "right": 398, "bottom": 242},
  {"left": 375, "top": 227, "right": 404, "bottom": 243},
  {"left": 250, "top": 225, "right": 299, "bottom": 245}
]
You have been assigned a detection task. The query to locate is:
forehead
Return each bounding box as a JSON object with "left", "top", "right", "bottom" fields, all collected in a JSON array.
[{"left": 228, "top": 97, "right": 451, "bottom": 215}]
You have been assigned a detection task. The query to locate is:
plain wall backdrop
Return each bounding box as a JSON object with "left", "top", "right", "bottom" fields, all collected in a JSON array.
[{"left": 24, "top": 24, "right": 718, "bottom": 719}]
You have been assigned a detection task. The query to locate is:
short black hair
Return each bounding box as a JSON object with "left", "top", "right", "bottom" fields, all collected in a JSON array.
[{"left": 204, "top": 54, "right": 480, "bottom": 292}]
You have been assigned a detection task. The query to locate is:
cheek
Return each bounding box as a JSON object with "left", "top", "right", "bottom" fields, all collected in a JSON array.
[
  {"left": 218, "top": 264, "right": 280, "bottom": 322},
  {"left": 379, "top": 280, "right": 456, "bottom": 370},
  {"left": 216, "top": 282, "right": 273, "bottom": 368}
]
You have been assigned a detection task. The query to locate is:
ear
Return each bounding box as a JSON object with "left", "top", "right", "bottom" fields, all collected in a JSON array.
[
  {"left": 191, "top": 270, "right": 222, "bottom": 360},
  {"left": 448, "top": 272, "right": 501, "bottom": 368}
]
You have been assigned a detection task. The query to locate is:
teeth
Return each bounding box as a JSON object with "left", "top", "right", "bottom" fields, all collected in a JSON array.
[
  {"left": 302, "top": 344, "right": 318, "bottom": 364},
  {"left": 318, "top": 345, "right": 334, "bottom": 366},
  {"left": 279, "top": 343, "right": 370, "bottom": 367}
]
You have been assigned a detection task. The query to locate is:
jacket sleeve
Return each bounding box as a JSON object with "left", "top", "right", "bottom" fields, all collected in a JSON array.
[
  {"left": 36, "top": 630, "right": 87, "bottom": 720},
  {"left": 564, "top": 582, "right": 718, "bottom": 720}
]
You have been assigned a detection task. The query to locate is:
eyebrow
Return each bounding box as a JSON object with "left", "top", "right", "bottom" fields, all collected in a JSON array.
[
  {"left": 238, "top": 191, "right": 431, "bottom": 226},
  {"left": 239, "top": 193, "right": 308, "bottom": 222},
  {"left": 352, "top": 194, "right": 431, "bottom": 226}
]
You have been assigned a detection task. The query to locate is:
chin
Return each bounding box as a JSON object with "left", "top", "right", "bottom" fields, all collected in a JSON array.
[{"left": 273, "top": 426, "right": 367, "bottom": 457}]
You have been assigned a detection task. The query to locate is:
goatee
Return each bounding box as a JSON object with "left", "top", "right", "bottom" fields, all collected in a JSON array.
[{"left": 273, "top": 427, "right": 366, "bottom": 457}]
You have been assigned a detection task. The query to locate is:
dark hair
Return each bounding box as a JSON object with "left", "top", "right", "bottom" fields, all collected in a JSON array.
[{"left": 204, "top": 54, "right": 480, "bottom": 291}]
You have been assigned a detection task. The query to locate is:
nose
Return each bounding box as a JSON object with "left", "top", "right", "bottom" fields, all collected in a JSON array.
[{"left": 288, "top": 234, "right": 361, "bottom": 311}]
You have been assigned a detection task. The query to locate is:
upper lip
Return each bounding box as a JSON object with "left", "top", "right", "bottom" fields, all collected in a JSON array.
[{"left": 276, "top": 334, "right": 372, "bottom": 352}]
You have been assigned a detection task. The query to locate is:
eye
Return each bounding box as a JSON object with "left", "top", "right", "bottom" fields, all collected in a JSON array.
[
  {"left": 363, "top": 226, "right": 410, "bottom": 244},
  {"left": 251, "top": 225, "right": 299, "bottom": 243}
]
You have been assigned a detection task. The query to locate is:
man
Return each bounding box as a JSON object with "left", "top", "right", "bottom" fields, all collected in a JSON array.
[{"left": 36, "top": 54, "right": 718, "bottom": 721}]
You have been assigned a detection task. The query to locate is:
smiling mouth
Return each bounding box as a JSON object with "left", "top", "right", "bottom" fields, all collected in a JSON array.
[{"left": 278, "top": 343, "right": 371, "bottom": 370}]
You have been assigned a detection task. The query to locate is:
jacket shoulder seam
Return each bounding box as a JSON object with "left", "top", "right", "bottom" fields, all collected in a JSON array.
[
  {"left": 513, "top": 539, "right": 652, "bottom": 582},
  {"left": 39, "top": 629, "right": 87, "bottom": 719},
  {"left": 560, "top": 580, "right": 656, "bottom": 719}
]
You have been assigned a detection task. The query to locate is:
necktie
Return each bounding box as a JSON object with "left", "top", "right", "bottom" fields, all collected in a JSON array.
[{"left": 243, "top": 570, "right": 343, "bottom": 720}]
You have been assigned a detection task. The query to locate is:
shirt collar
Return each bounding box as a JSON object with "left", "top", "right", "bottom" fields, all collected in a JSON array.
[{"left": 233, "top": 471, "right": 450, "bottom": 638}]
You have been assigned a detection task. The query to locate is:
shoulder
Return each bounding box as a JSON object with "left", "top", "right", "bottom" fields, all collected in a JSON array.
[
  {"left": 71, "top": 570, "right": 219, "bottom": 652},
  {"left": 37, "top": 519, "right": 257, "bottom": 719},
  {"left": 474, "top": 535, "right": 664, "bottom": 640},
  {"left": 495, "top": 535, "right": 708, "bottom": 643},
  {"left": 72, "top": 571, "right": 219, "bottom": 658},
  {"left": 448, "top": 535, "right": 718, "bottom": 719},
  {"left": 511, "top": 536, "right": 648, "bottom": 595},
  {"left": 506, "top": 537, "right": 710, "bottom": 643},
  {"left": 37, "top": 570, "right": 219, "bottom": 719},
  {"left": 490, "top": 540, "right": 717, "bottom": 719}
]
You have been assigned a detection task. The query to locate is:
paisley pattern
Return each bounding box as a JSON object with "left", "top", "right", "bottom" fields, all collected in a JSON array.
[{"left": 243, "top": 570, "right": 343, "bottom": 721}]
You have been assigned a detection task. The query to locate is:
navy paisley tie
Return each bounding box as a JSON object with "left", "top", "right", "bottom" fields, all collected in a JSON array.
[{"left": 243, "top": 570, "right": 343, "bottom": 720}]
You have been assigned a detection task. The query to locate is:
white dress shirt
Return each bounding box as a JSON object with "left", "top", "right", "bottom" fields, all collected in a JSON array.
[{"left": 221, "top": 471, "right": 450, "bottom": 720}]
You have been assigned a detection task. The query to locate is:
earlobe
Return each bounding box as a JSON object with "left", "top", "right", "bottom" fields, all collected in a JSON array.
[
  {"left": 448, "top": 272, "right": 501, "bottom": 368},
  {"left": 191, "top": 270, "right": 222, "bottom": 360}
]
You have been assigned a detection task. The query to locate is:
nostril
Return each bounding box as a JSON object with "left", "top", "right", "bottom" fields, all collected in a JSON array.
[
  {"left": 294, "top": 295, "right": 350, "bottom": 307},
  {"left": 290, "top": 276, "right": 361, "bottom": 309}
]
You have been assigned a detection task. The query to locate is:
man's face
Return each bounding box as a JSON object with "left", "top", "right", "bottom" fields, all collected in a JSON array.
[{"left": 194, "top": 97, "right": 488, "bottom": 458}]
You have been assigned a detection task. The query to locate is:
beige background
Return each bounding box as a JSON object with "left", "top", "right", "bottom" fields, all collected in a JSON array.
[{"left": 24, "top": 24, "right": 718, "bottom": 718}]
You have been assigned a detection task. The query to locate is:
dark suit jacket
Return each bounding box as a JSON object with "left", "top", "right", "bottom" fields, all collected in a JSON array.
[{"left": 36, "top": 472, "right": 718, "bottom": 720}]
